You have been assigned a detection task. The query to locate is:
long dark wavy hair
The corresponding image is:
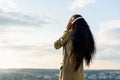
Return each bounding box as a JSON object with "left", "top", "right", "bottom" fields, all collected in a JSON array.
[{"left": 69, "top": 14, "right": 96, "bottom": 71}]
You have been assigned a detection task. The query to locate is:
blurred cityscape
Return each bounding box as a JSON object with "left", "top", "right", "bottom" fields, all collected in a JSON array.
[{"left": 0, "top": 69, "right": 119, "bottom": 80}]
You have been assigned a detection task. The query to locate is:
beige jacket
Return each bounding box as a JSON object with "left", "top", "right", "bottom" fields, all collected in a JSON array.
[{"left": 54, "top": 30, "right": 84, "bottom": 80}]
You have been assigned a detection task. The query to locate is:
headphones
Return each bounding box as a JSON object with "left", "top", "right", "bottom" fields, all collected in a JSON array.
[{"left": 71, "top": 17, "right": 83, "bottom": 24}]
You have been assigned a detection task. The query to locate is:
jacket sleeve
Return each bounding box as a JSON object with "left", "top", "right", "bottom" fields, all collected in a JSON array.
[{"left": 54, "top": 30, "right": 70, "bottom": 49}]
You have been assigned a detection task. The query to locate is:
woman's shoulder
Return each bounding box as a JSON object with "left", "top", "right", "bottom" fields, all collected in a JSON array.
[{"left": 62, "top": 30, "right": 73, "bottom": 38}]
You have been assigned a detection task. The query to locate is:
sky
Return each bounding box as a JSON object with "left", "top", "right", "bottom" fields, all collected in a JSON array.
[{"left": 0, "top": 0, "right": 120, "bottom": 69}]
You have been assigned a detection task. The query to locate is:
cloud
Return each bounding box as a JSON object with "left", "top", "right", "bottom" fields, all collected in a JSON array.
[
  {"left": 0, "top": 0, "right": 21, "bottom": 12},
  {"left": 96, "top": 46, "right": 120, "bottom": 60},
  {"left": 98, "top": 20, "right": 120, "bottom": 45},
  {"left": 98, "top": 28, "right": 120, "bottom": 45},
  {"left": 88, "top": 60, "right": 120, "bottom": 69},
  {"left": 0, "top": 0, "right": 61, "bottom": 69},
  {"left": 0, "top": 0, "right": 50, "bottom": 27},
  {"left": 96, "top": 20, "right": 120, "bottom": 62},
  {"left": 0, "top": 43, "right": 61, "bottom": 68},
  {"left": 100, "top": 20, "right": 120, "bottom": 29},
  {"left": 0, "top": 53, "right": 61, "bottom": 69},
  {"left": 70, "top": 0, "right": 95, "bottom": 10},
  {"left": 0, "top": 11, "right": 50, "bottom": 26}
]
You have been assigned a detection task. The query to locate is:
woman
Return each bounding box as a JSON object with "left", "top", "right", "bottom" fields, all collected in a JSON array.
[{"left": 54, "top": 14, "right": 96, "bottom": 80}]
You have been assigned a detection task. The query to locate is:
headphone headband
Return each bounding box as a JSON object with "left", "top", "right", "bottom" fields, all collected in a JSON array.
[{"left": 71, "top": 17, "right": 83, "bottom": 24}]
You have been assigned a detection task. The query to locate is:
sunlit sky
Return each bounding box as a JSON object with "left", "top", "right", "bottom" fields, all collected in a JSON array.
[{"left": 0, "top": 0, "right": 120, "bottom": 69}]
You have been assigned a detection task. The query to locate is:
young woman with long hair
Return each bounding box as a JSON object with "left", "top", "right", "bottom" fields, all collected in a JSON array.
[{"left": 54, "top": 14, "right": 96, "bottom": 80}]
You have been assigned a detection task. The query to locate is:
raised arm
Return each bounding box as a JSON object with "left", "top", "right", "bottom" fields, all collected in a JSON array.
[{"left": 54, "top": 30, "right": 70, "bottom": 49}]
